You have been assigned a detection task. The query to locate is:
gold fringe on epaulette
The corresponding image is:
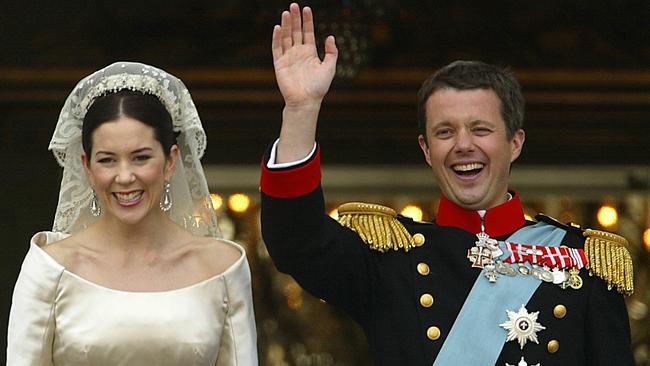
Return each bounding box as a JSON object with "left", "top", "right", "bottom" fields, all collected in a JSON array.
[
  {"left": 583, "top": 229, "right": 634, "bottom": 296},
  {"left": 337, "top": 202, "right": 415, "bottom": 252}
]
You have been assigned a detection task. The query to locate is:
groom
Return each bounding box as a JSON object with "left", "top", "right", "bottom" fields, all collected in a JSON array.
[{"left": 260, "top": 3, "right": 634, "bottom": 365}]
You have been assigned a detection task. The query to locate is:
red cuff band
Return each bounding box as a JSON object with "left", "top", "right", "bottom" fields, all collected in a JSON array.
[{"left": 260, "top": 146, "right": 321, "bottom": 198}]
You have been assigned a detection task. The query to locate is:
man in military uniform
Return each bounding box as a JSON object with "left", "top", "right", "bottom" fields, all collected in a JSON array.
[{"left": 260, "top": 3, "right": 634, "bottom": 365}]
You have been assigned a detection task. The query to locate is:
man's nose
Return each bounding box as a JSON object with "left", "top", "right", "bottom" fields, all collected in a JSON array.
[{"left": 454, "top": 129, "right": 474, "bottom": 152}]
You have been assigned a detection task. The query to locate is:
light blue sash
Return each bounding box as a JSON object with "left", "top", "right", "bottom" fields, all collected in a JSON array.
[{"left": 433, "top": 222, "right": 566, "bottom": 366}]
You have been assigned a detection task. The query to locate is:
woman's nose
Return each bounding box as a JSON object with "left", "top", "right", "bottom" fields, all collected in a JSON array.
[{"left": 115, "top": 163, "right": 136, "bottom": 184}]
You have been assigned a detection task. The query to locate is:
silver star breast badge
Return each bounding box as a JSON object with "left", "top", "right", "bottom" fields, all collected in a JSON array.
[
  {"left": 499, "top": 304, "right": 546, "bottom": 349},
  {"left": 506, "top": 356, "right": 540, "bottom": 366}
]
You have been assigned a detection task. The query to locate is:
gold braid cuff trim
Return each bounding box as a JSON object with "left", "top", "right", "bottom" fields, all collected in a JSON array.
[
  {"left": 583, "top": 229, "right": 634, "bottom": 296},
  {"left": 337, "top": 202, "right": 415, "bottom": 252}
]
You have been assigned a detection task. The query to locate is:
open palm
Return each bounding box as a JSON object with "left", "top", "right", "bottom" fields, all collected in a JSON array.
[{"left": 272, "top": 4, "right": 338, "bottom": 108}]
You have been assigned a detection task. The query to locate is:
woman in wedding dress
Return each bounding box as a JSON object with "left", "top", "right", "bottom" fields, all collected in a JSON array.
[{"left": 7, "top": 62, "right": 258, "bottom": 366}]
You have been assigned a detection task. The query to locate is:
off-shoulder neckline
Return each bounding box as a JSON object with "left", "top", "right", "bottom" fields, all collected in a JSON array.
[{"left": 29, "top": 231, "right": 246, "bottom": 295}]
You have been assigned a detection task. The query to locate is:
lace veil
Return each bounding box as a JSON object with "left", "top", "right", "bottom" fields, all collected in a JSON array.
[{"left": 49, "top": 61, "right": 221, "bottom": 238}]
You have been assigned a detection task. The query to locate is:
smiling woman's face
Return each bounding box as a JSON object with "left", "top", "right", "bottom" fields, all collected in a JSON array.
[
  {"left": 83, "top": 116, "right": 177, "bottom": 226},
  {"left": 418, "top": 88, "right": 525, "bottom": 210}
]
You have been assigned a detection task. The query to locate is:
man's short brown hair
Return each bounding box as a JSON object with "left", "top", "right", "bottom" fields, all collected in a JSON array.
[{"left": 417, "top": 60, "right": 524, "bottom": 140}]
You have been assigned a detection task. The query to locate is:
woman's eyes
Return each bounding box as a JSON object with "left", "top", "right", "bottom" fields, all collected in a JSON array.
[
  {"left": 97, "top": 157, "right": 115, "bottom": 164},
  {"left": 134, "top": 155, "right": 152, "bottom": 162},
  {"left": 96, "top": 156, "right": 151, "bottom": 164}
]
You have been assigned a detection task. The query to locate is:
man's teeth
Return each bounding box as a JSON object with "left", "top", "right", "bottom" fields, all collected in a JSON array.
[
  {"left": 114, "top": 191, "right": 143, "bottom": 202},
  {"left": 453, "top": 163, "right": 484, "bottom": 172}
]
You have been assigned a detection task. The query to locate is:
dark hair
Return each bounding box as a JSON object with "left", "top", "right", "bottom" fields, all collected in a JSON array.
[
  {"left": 82, "top": 90, "right": 177, "bottom": 160},
  {"left": 417, "top": 60, "right": 524, "bottom": 140}
]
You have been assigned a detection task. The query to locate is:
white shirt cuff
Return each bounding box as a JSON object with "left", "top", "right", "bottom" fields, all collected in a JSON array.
[{"left": 267, "top": 139, "right": 317, "bottom": 169}]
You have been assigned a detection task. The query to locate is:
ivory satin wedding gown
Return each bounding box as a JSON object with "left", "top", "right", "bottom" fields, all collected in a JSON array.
[{"left": 7, "top": 231, "right": 258, "bottom": 366}]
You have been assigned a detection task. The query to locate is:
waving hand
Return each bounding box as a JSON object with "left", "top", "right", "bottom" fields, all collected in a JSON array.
[
  {"left": 272, "top": 3, "right": 338, "bottom": 108},
  {"left": 272, "top": 4, "right": 337, "bottom": 163}
]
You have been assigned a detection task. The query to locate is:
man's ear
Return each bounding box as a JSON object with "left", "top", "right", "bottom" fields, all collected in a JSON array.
[
  {"left": 164, "top": 145, "right": 180, "bottom": 181},
  {"left": 509, "top": 129, "right": 525, "bottom": 163},
  {"left": 418, "top": 135, "right": 433, "bottom": 167}
]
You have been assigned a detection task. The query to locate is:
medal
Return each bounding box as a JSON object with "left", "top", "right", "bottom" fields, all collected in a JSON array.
[
  {"left": 517, "top": 263, "right": 531, "bottom": 276},
  {"left": 506, "top": 356, "right": 540, "bottom": 366},
  {"left": 468, "top": 245, "right": 493, "bottom": 268},
  {"left": 496, "top": 261, "right": 517, "bottom": 276},
  {"left": 500, "top": 305, "right": 546, "bottom": 349},
  {"left": 568, "top": 268, "right": 583, "bottom": 289},
  {"left": 468, "top": 231, "right": 497, "bottom": 268},
  {"left": 471, "top": 229, "right": 588, "bottom": 291},
  {"left": 532, "top": 265, "right": 554, "bottom": 283},
  {"left": 551, "top": 268, "right": 567, "bottom": 284},
  {"left": 484, "top": 263, "right": 499, "bottom": 282},
  {"left": 504, "top": 242, "right": 587, "bottom": 290}
]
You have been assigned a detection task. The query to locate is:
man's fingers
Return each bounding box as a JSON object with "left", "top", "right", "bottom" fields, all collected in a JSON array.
[
  {"left": 302, "top": 6, "right": 316, "bottom": 46},
  {"left": 280, "top": 10, "right": 292, "bottom": 51},
  {"left": 290, "top": 3, "right": 303, "bottom": 45},
  {"left": 323, "top": 35, "right": 338, "bottom": 64},
  {"left": 271, "top": 25, "right": 283, "bottom": 62}
]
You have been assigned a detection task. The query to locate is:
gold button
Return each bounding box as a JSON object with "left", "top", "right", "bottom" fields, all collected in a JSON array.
[
  {"left": 420, "top": 294, "right": 434, "bottom": 308},
  {"left": 413, "top": 233, "right": 425, "bottom": 246},
  {"left": 547, "top": 339, "right": 560, "bottom": 353},
  {"left": 553, "top": 304, "right": 567, "bottom": 319},
  {"left": 426, "top": 326, "right": 441, "bottom": 340},
  {"left": 417, "top": 262, "right": 430, "bottom": 276}
]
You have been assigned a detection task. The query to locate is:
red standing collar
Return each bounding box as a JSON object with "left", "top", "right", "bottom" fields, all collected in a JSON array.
[{"left": 435, "top": 192, "right": 525, "bottom": 237}]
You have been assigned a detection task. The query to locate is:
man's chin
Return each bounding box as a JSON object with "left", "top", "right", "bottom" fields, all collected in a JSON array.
[{"left": 448, "top": 192, "right": 487, "bottom": 210}]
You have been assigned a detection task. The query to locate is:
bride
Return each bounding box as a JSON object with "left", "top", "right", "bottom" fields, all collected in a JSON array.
[{"left": 7, "top": 62, "right": 258, "bottom": 365}]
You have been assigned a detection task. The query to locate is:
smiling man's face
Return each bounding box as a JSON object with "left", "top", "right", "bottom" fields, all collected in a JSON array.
[{"left": 418, "top": 87, "right": 525, "bottom": 210}]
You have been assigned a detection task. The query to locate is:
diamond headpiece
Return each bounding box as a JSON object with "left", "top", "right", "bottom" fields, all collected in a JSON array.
[{"left": 48, "top": 61, "right": 219, "bottom": 237}]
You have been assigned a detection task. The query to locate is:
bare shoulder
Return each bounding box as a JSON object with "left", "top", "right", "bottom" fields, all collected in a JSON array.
[
  {"left": 185, "top": 236, "right": 243, "bottom": 276},
  {"left": 41, "top": 236, "right": 82, "bottom": 268},
  {"left": 39, "top": 230, "right": 102, "bottom": 271}
]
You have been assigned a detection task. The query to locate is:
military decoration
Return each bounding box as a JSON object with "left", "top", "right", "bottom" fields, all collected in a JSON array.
[
  {"left": 567, "top": 268, "right": 583, "bottom": 289},
  {"left": 463, "top": 222, "right": 614, "bottom": 295},
  {"left": 502, "top": 242, "right": 586, "bottom": 290},
  {"left": 506, "top": 356, "right": 540, "bottom": 366},
  {"left": 499, "top": 305, "right": 546, "bottom": 349},
  {"left": 468, "top": 231, "right": 499, "bottom": 268}
]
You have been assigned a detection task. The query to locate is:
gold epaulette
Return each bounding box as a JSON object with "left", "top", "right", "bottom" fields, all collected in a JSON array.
[
  {"left": 337, "top": 202, "right": 415, "bottom": 252},
  {"left": 583, "top": 229, "right": 634, "bottom": 296}
]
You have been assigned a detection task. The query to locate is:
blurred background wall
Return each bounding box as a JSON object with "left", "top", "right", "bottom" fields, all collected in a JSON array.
[{"left": 1, "top": 1, "right": 649, "bottom": 364}]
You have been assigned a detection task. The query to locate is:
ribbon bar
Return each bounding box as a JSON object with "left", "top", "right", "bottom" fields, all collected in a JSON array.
[{"left": 504, "top": 242, "right": 586, "bottom": 269}]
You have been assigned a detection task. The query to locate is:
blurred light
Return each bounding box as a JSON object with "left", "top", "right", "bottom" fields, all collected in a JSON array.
[
  {"left": 228, "top": 193, "right": 251, "bottom": 213},
  {"left": 643, "top": 228, "right": 650, "bottom": 252},
  {"left": 328, "top": 208, "right": 339, "bottom": 220},
  {"left": 284, "top": 282, "right": 303, "bottom": 310},
  {"left": 524, "top": 214, "right": 534, "bottom": 221},
  {"left": 183, "top": 213, "right": 203, "bottom": 229},
  {"left": 210, "top": 193, "right": 223, "bottom": 211},
  {"left": 628, "top": 299, "right": 648, "bottom": 321},
  {"left": 559, "top": 210, "right": 576, "bottom": 224},
  {"left": 597, "top": 204, "right": 618, "bottom": 228},
  {"left": 401, "top": 205, "right": 423, "bottom": 222}
]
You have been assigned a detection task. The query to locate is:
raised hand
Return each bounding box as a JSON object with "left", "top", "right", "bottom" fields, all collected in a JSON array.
[
  {"left": 272, "top": 3, "right": 338, "bottom": 108},
  {"left": 272, "top": 3, "right": 338, "bottom": 163}
]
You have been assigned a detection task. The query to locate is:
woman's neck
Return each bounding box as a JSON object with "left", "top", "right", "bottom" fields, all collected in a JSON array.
[{"left": 92, "top": 211, "right": 182, "bottom": 252}]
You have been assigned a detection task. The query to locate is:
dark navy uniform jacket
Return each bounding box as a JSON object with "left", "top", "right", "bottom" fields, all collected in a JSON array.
[{"left": 260, "top": 146, "right": 633, "bottom": 366}]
